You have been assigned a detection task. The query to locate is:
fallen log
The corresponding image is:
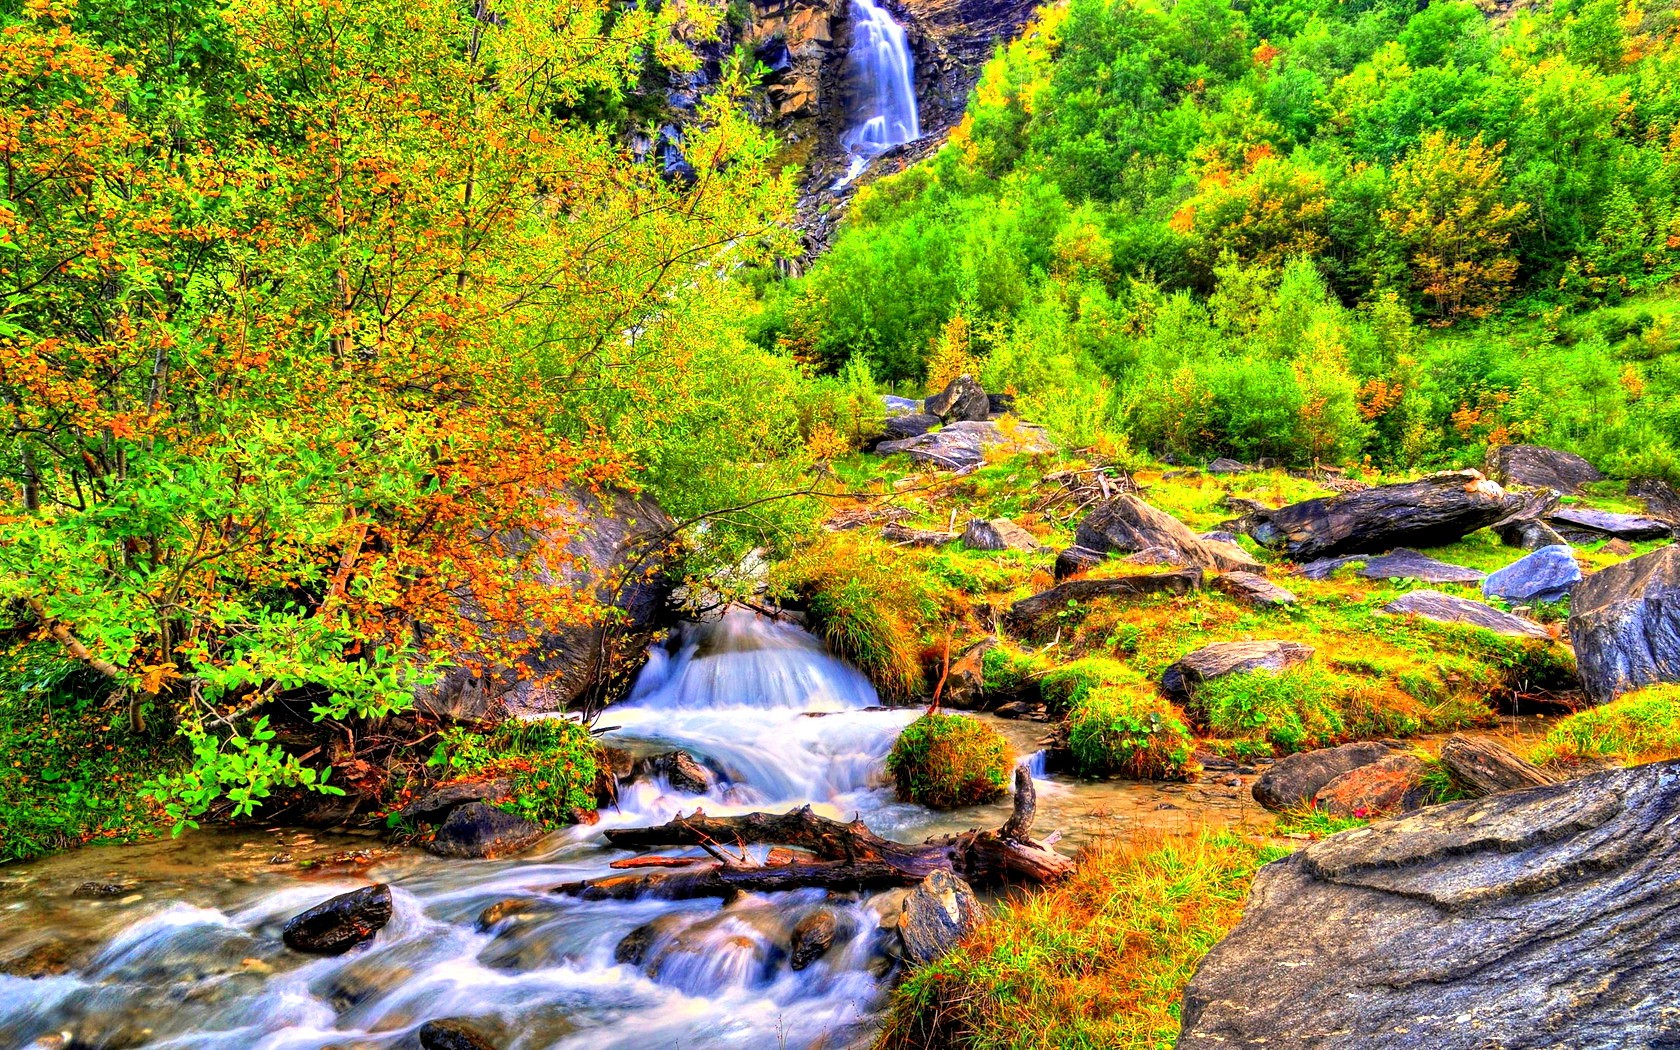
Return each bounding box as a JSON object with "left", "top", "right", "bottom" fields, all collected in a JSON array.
[
  {"left": 1439, "top": 734, "right": 1555, "bottom": 797},
  {"left": 558, "top": 767, "right": 1073, "bottom": 901}
]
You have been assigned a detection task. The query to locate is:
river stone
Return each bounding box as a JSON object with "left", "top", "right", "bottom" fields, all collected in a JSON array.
[
  {"left": 646, "top": 750, "right": 717, "bottom": 795},
  {"left": 1547, "top": 506, "right": 1674, "bottom": 543},
  {"left": 425, "top": 803, "right": 546, "bottom": 859},
  {"left": 1053, "top": 545, "right": 1107, "bottom": 580},
  {"left": 881, "top": 411, "right": 938, "bottom": 442},
  {"left": 1568, "top": 545, "right": 1680, "bottom": 704},
  {"left": 1252, "top": 741, "right": 1401, "bottom": 812},
  {"left": 1485, "top": 443, "right": 1604, "bottom": 493},
  {"left": 1482, "top": 544, "right": 1580, "bottom": 603},
  {"left": 1246, "top": 471, "right": 1514, "bottom": 561},
  {"left": 1379, "top": 590, "right": 1551, "bottom": 640},
  {"left": 614, "top": 913, "right": 687, "bottom": 966},
  {"left": 962, "top": 517, "right": 1040, "bottom": 552},
  {"left": 1002, "top": 570, "right": 1203, "bottom": 640},
  {"left": 897, "top": 869, "right": 982, "bottom": 966},
  {"left": 420, "top": 1019, "right": 499, "bottom": 1050},
  {"left": 875, "top": 419, "right": 1056, "bottom": 471},
  {"left": 1177, "top": 760, "right": 1680, "bottom": 1050},
  {"left": 790, "top": 908, "right": 839, "bottom": 970},
  {"left": 1161, "top": 640, "right": 1316, "bottom": 706},
  {"left": 1075, "top": 494, "right": 1259, "bottom": 572},
  {"left": 924, "top": 374, "right": 990, "bottom": 422},
  {"left": 1311, "top": 753, "right": 1425, "bottom": 818},
  {"left": 1211, "top": 571, "right": 1297, "bottom": 607},
  {"left": 1355, "top": 548, "right": 1484, "bottom": 584},
  {"left": 281, "top": 884, "right": 393, "bottom": 955}
]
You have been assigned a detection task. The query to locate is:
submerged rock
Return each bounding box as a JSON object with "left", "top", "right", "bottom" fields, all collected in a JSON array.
[
  {"left": 1246, "top": 471, "right": 1513, "bottom": 562},
  {"left": 281, "top": 884, "right": 393, "bottom": 955},
  {"left": 425, "top": 803, "right": 546, "bottom": 859},
  {"left": 1568, "top": 545, "right": 1680, "bottom": 704},
  {"left": 1179, "top": 760, "right": 1680, "bottom": 1050},
  {"left": 1482, "top": 544, "right": 1580, "bottom": 603},
  {"left": 420, "top": 1019, "right": 499, "bottom": 1050},
  {"left": 1252, "top": 741, "right": 1402, "bottom": 812},
  {"left": 1161, "top": 640, "right": 1316, "bottom": 706},
  {"left": 790, "top": 908, "right": 840, "bottom": 970},
  {"left": 1211, "top": 571, "right": 1296, "bottom": 607},
  {"left": 1379, "top": 590, "right": 1551, "bottom": 640},
  {"left": 898, "top": 870, "right": 982, "bottom": 966},
  {"left": 1075, "top": 494, "right": 1258, "bottom": 572},
  {"left": 1485, "top": 443, "right": 1603, "bottom": 494}
]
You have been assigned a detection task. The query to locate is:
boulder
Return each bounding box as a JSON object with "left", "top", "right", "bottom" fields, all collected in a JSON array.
[
  {"left": 400, "top": 778, "right": 514, "bottom": 824},
  {"left": 938, "top": 639, "right": 996, "bottom": 709},
  {"left": 1494, "top": 514, "right": 1569, "bottom": 550},
  {"left": 881, "top": 412, "right": 939, "bottom": 442},
  {"left": 1630, "top": 476, "right": 1680, "bottom": 522},
  {"left": 424, "top": 802, "right": 546, "bottom": 859},
  {"left": 281, "top": 884, "right": 393, "bottom": 955},
  {"left": 790, "top": 908, "right": 839, "bottom": 970},
  {"left": 1177, "top": 761, "right": 1680, "bottom": 1050},
  {"left": 1438, "top": 734, "right": 1554, "bottom": 797},
  {"left": 1311, "top": 753, "right": 1425, "bottom": 818},
  {"left": 1053, "top": 545, "right": 1106, "bottom": 581},
  {"left": 1485, "top": 443, "right": 1603, "bottom": 493},
  {"left": 1207, "top": 457, "right": 1252, "bottom": 474},
  {"left": 1355, "top": 548, "right": 1484, "bottom": 584},
  {"left": 419, "top": 1019, "right": 498, "bottom": 1050},
  {"left": 644, "top": 750, "right": 716, "bottom": 795},
  {"left": 1002, "top": 570, "right": 1203, "bottom": 640},
  {"left": 1211, "top": 571, "right": 1297, "bottom": 607},
  {"left": 1075, "top": 495, "right": 1259, "bottom": 572},
  {"left": 1252, "top": 741, "right": 1403, "bottom": 812},
  {"left": 923, "top": 374, "right": 990, "bottom": 422},
  {"left": 1547, "top": 506, "right": 1674, "bottom": 543},
  {"left": 1161, "top": 640, "right": 1316, "bottom": 706},
  {"left": 875, "top": 419, "right": 1055, "bottom": 471},
  {"left": 962, "top": 517, "right": 1041, "bottom": 552},
  {"left": 1568, "top": 545, "right": 1680, "bottom": 704},
  {"left": 1380, "top": 590, "right": 1551, "bottom": 640},
  {"left": 897, "top": 869, "right": 982, "bottom": 966},
  {"left": 1482, "top": 544, "right": 1580, "bottom": 604},
  {"left": 1246, "top": 471, "right": 1514, "bottom": 562}
]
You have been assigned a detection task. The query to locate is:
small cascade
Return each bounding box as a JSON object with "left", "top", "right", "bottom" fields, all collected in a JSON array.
[{"left": 836, "top": 0, "right": 921, "bottom": 185}]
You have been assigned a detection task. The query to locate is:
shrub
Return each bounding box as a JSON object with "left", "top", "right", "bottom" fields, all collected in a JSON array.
[
  {"left": 425, "top": 717, "right": 601, "bottom": 827},
  {"left": 1530, "top": 685, "right": 1680, "bottom": 766},
  {"left": 1194, "top": 666, "right": 1428, "bottom": 755},
  {"left": 1067, "top": 685, "right": 1195, "bottom": 779},
  {"left": 887, "top": 713, "right": 1012, "bottom": 809},
  {"left": 1039, "top": 657, "right": 1133, "bottom": 713}
]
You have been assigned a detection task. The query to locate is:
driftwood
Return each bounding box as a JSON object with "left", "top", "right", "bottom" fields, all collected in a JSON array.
[
  {"left": 557, "top": 767, "right": 1074, "bottom": 901},
  {"left": 1440, "top": 734, "right": 1555, "bottom": 797}
]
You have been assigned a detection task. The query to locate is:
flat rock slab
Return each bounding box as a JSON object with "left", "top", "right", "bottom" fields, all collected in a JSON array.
[
  {"left": 1380, "top": 589, "right": 1551, "bottom": 640},
  {"left": 1356, "top": 548, "right": 1484, "bottom": 584},
  {"left": 1162, "top": 640, "right": 1316, "bottom": 705},
  {"left": 1547, "top": 506, "right": 1674, "bottom": 542},
  {"left": 881, "top": 523, "right": 956, "bottom": 547},
  {"left": 875, "top": 420, "right": 1055, "bottom": 471},
  {"left": 1568, "top": 545, "right": 1680, "bottom": 704},
  {"left": 1178, "top": 760, "right": 1680, "bottom": 1050},
  {"left": 1486, "top": 443, "right": 1603, "bottom": 494},
  {"left": 1076, "top": 494, "right": 1258, "bottom": 572},
  {"left": 1003, "top": 570, "right": 1202, "bottom": 639},
  {"left": 1247, "top": 471, "right": 1514, "bottom": 561},
  {"left": 1253, "top": 741, "right": 1402, "bottom": 812},
  {"left": 1483, "top": 544, "right": 1581, "bottom": 604},
  {"left": 1212, "top": 571, "right": 1297, "bottom": 607}
]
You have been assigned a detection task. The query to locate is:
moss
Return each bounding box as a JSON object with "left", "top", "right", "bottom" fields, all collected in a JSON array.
[
  {"left": 980, "top": 643, "right": 1044, "bottom": 694},
  {"left": 426, "top": 718, "right": 601, "bottom": 828},
  {"left": 887, "top": 713, "right": 1012, "bottom": 809},
  {"left": 1529, "top": 685, "right": 1680, "bottom": 766},
  {"left": 1067, "top": 685, "right": 1195, "bottom": 779},
  {"left": 1193, "top": 665, "right": 1432, "bottom": 755},
  {"left": 1038, "top": 657, "right": 1133, "bottom": 712}
]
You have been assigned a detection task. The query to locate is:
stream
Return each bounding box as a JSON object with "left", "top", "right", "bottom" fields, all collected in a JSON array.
[{"left": 0, "top": 609, "right": 1264, "bottom": 1050}]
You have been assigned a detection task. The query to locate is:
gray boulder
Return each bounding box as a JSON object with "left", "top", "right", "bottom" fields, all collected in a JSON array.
[
  {"left": 1003, "top": 570, "right": 1203, "bottom": 640},
  {"left": 924, "top": 374, "right": 990, "bottom": 422},
  {"left": 643, "top": 750, "right": 716, "bottom": 795},
  {"left": 1075, "top": 495, "right": 1259, "bottom": 572},
  {"left": 962, "top": 518, "right": 1041, "bottom": 552},
  {"left": 1053, "top": 545, "right": 1107, "bottom": 581},
  {"left": 875, "top": 420, "right": 1055, "bottom": 471},
  {"left": 425, "top": 803, "right": 547, "bottom": 859},
  {"left": 1547, "top": 506, "right": 1674, "bottom": 543},
  {"left": 1568, "top": 545, "right": 1680, "bottom": 704},
  {"left": 282, "top": 885, "right": 393, "bottom": 955},
  {"left": 1380, "top": 590, "right": 1550, "bottom": 639},
  {"left": 1178, "top": 760, "right": 1680, "bottom": 1050},
  {"left": 1355, "top": 548, "right": 1484, "bottom": 584},
  {"left": 1485, "top": 443, "right": 1603, "bottom": 494},
  {"left": 897, "top": 870, "right": 982, "bottom": 966},
  {"left": 881, "top": 412, "right": 939, "bottom": 442},
  {"left": 1483, "top": 545, "right": 1580, "bottom": 604},
  {"left": 1212, "top": 571, "right": 1297, "bottom": 607},
  {"left": 986, "top": 392, "right": 1016, "bottom": 417},
  {"left": 1252, "top": 741, "right": 1401, "bottom": 812},
  {"left": 1207, "top": 457, "right": 1252, "bottom": 474},
  {"left": 1162, "top": 640, "right": 1316, "bottom": 706},
  {"left": 1247, "top": 471, "right": 1514, "bottom": 561}
]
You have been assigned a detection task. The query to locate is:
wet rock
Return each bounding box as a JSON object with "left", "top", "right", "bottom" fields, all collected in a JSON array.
[
  {"left": 1178, "top": 760, "right": 1680, "bottom": 1050},
  {"left": 1311, "top": 753, "right": 1425, "bottom": 818},
  {"left": 790, "top": 908, "right": 839, "bottom": 970},
  {"left": 1245, "top": 471, "right": 1514, "bottom": 562},
  {"left": 993, "top": 700, "right": 1047, "bottom": 720},
  {"left": 400, "top": 778, "right": 514, "bottom": 824},
  {"left": 615, "top": 913, "right": 689, "bottom": 966},
  {"left": 476, "top": 897, "right": 547, "bottom": 930},
  {"left": 1482, "top": 544, "right": 1580, "bottom": 604},
  {"left": 1353, "top": 548, "right": 1484, "bottom": 584},
  {"left": 645, "top": 750, "right": 717, "bottom": 795},
  {"left": 1568, "top": 545, "right": 1680, "bottom": 704},
  {"left": 1207, "top": 457, "right": 1251, "bottom": 474},
  {"left": 1003, "top": 570, "right": 1203, "bottom": 640},
  {"left": 897, "top": 870, "right": 982, "bottom": 966},
  {"left": 924, "top": 374, "right": 990, "bottom": 422},
  {"left": 1494, "top": 514, "right": 1569, "bottom": 550},
  {"left": 1485, "top": 442, "right": 1603, "bottom": 493},
  {"left": 1379, "top": 590, "right": 1551, "bottom": 640},
  {"left": 1252, "top": 741, "right": 1401, "bottom": 812},
  {"left": 1547, "top": 506, "right": 1674, "bottom": 543},
  {"left": 875, "top": 419, "right": 1056, "bottom": 471},
  {"left": 1162, "top": 640, "right": 1316, "bottom": 707},
  {"left": 938, "top": 639, "right": 995, "bottom": 709},
  {"left": 281, "top": 884, "right": 393, "bottom": 955},
  {"left": 1212, "top": 571, "right": 1296, "bottom": 607},
  {"left": 72, "top": 881, "right": 137, "bottom": 899},
  {"left": 425, "top": 803, "right": 546, "bottom": 859},
  {"left": 1075, "top": 495, "right": 1259, "bottom": 572},
  {"left": 1053, "top": 545, "right": 1107, "bottom": 581},
  {"left": 962, "top": 517, "right": 1041, "bottom": 552},
  {"left": 881, "top": 411, "right": 939, "bottom": 442},
  {"left": 420, "top": 1018, "right": 499, "bottom": 1050}
]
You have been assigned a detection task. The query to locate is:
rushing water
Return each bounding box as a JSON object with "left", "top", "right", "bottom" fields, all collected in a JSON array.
[
  {"left": 836, "top": 0, "right": 921, "bottom": 185},
  {"left": 0, "top": 608, "right": 1265, "bottom": 1050}
]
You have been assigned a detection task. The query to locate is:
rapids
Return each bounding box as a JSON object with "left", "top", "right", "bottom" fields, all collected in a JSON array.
[{"left": 0, "top": 608, "right": 1263, "bottom": 1050}]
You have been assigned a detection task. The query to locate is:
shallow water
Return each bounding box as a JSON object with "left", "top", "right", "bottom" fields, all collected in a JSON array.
[{"left": 0, "top": 609, "right": 1260, "bottom": 1050}]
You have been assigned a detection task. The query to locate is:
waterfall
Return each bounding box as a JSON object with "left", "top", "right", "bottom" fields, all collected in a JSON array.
[{"left": 837, "top": 0, "right": 920, "bottom": 183}]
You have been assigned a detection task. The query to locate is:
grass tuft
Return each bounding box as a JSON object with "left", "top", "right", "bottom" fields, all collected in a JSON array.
[
  {"left": 888, "top": 713, "right": 1013, "bottom": 808},
  {"left": 1067, "top": 685, "right": 1196, "bottom": 779},
  {"left": 1529, "top": 685, "right": 1680, "bottom": 767}
]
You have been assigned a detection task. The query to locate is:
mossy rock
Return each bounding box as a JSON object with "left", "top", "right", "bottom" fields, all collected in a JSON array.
[
  {"left": 425, "top": 718, "right": 602, "bottom": 828},
  {"left": 888, "top": 713, "right": 1012, "bottom": 809},
  {"left": 1067, "top": 685, "right": 1195, "bottom": 779}
]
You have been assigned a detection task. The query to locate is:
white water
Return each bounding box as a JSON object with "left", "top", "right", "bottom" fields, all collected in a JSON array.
[{"left": 836, "top": 0, "right": 921, "bottom": 185}]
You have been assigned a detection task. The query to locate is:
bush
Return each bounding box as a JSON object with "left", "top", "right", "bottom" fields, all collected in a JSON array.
[
  {"left": 887, "top": 713, "right": 1012, "bottom": 809},
  {"left": 1038, "top": 657, "right": 1133, "bottom": 713},
  {"left": 1067, "top": 685, "right": 1194, "bottom": 779},
  {"left": 425, "top": 718, "right": 602, "bottom": 827},
  {"left": 1193, "top": 665, "right": 1429, "bottom": 755},
  {"left": 1530, "top": 685, "right": 1680, "bottom": 766}
]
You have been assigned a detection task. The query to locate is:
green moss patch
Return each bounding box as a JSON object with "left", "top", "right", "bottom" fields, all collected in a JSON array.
[
  {"left": 1530, "top": 685, "right": 1680, "bottom": 767},
  {"left": 888, "top": 713, "right": 1012, "bottom": 809}
]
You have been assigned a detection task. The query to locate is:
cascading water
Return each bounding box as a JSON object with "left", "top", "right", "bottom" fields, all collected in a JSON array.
[{"left": 836, "top": 0, "right": 921, "bottom": 185}]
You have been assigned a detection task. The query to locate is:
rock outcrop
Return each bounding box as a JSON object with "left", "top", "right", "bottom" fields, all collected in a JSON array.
[
  {"left": 1002, "top": 570, "right": 1202, "bottom": 639},
  {"left": 1161, "top": 640, "right": 1315, "bottom": 707},
  {"left": 282, "top": 884, "right": 393, "bottom": 955},
  {"left": 1568, "top": 545, "right": 1680, "bottom": 704},
  {"left": 1179, "top": 761, "right": 1680, "bottom": 1050},
  {"left": 1074, "top": 495, "right": 1258, "bottom": 572},
  {"left": 1485, "top": 443, "right": 1603, "bottom": 493},
  {"left": 1379, "top": 590, "right": 1551, "bottom": 640},
  {"left": 1246, "top": 471, "right": 1513, "bottom": 562}
]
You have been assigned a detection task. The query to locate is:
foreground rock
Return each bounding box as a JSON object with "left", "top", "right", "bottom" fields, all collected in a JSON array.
[
  {"left": 282, "top": 884, "right": 393, "bottom": 955},
  {"left": 1212, "top": 571, "right": 1296, "bottom": 607},
  {"left": 1161, "top": 640, "right": 1315, "bottom": 706},
  {"left": 1311, "top": 753, "right": 1424, "bottom": 818},
  {"left": 875, "top": 419, "right": 1055, "bottom": 471},
  {"left": 1003, "top": 570, "right": 1203, "bottom": 640},
  {"left": 1486, "top": 443, "right": 1603, "bottom": 493},
  {"left": 1074, "top": 495, "right": 1258, "bottom": 572},
  {"left": 790, "top": 909, "right": 840, "bottom": 970},
  {"left": 425, "top": 802, "right": 547, "bottom": 859},
  {"left": 897, "top": 869, "right": 982, "bottom": 966},
  {"left": 962, "top": 517, "right": 1040, "bottom": 552},
  {"left": 1252, "top": 741, "right": 1401, "bottom": 811},
  {"left": 1380, "top": 590, "right": 1551, "bottom": 640},
  {"left": 1246, "top": 471, "right": 1513, "bottom": 561},
  {"left": 1482, "top": 544, "right": 1580, "bottom": 603},
  {"left": 1547, "top": 506, "right": 1674, "bottom": 543},
  {"left": 1569, "top": 545, "right": 1680, "bottom": 703},
  {"left": 1438, "top": 734, "right": 1554, "bottom": 797},
  {"left": 1179, "top": 760, "right": 1680, "bottom": 1050}
]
